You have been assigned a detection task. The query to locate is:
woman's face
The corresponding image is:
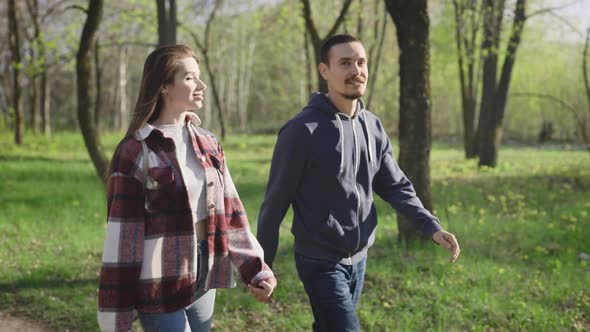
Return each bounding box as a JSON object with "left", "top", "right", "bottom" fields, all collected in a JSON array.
[{"left": 163, "top": 57, "right": 207, "bottom": 112}]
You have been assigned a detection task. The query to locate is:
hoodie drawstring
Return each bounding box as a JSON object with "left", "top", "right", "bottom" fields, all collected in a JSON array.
[
  {"left": 335, "top": 113, "right": 345, "bottom": 175},
  {"left": 361, "top": 111, "right": 373, "bottom": 167},
  {"left": 334, "top": 107, "right": 374, "bottom": 174}
]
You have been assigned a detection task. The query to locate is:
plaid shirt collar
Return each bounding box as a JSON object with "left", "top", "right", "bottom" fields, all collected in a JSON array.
[{"left": 134, "top": 112, "right": 203, "bottom": 141}]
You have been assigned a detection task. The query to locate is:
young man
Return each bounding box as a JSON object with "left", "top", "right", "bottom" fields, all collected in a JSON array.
[{"left": 257, "top": 34, "right": 460, "bottom": 331}]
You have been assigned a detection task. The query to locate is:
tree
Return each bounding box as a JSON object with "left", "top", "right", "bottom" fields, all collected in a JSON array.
[
  {"left": 8, "top": 0, "right": 24, "bottom": 145},
  {"left": 452, "top": 0, "right": 483, "bottom": 158},
  {"left": 156, "top": 0, "right": 176, "bottom": 47},
  {"left": 76, "top": 0, "right": 109, "bottom": 184},
  {"left": 365, "top": 3, "right": 387, "bottom": 109},
  {"left": 184, "top": 0, "right": 227, "bottom": 139},
  {"left": 582, "top": 27, "right": 590, "bottom": 151},
  {"left": 476, "top": 0, "right": 527, "bottom": 167},
  {"left": 301, "top": 0, "right": 353, "bottom": 92},
  {"left": 513, "top": 27, "right": 590, "bottom": 153},
  {"left": 385, "top": 0, "right": 434, "bottom": 242}
]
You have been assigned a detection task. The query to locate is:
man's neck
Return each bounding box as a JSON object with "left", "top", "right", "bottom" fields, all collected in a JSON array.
[{"left": 326, "top": 93, "right": 357, "bottom": 117}]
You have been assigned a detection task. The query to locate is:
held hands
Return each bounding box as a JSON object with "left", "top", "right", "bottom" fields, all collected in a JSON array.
[
  {"left": 247, "top": 276, "right": 277, "bottom": 303},
  {"left": 432, "top": 230, "right": 461, "bottom": 263}
]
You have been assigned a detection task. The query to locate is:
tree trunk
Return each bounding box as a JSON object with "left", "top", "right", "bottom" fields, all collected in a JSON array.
[
  {"left": 495, "top": 0, "right": 526, "bottom": 129},
  {"left": 452, "top": 0, "right": 480, "bottom": 158},
  {"left": 238, "top": 38, "right": 256, "bottom": 131},
  {"left": 94, "top": 37, "right": 102, "bottom": 131},
  {"left": 202, "top": 50, "right": 226, "bottom": 139},
  {"left": 8, "top": 0, "right": 24, "bottom": 145},
  {"left": 42, "top": 73, "right": 51, "bottom": 136},
  {"left": 476, "top": 0, "right": 503, "bottom": 166},
  {"left": 156, "top": 0, "right": 176, "bottom": 47},
  {"left": 304, "top": 29, "right": 313, "bottom": 99},
  {"left": 366, "top": 5, "right": 387, "bottom": 109},
  {"left": 118, "top": 45, "right": 129, "bottom": 131},
  {"left": 386, "top": 0, "right": 434, "bottom": 242},
  {"left": 76, "top": 0, "right": 108, "bottom": 185},
  {"left": 30, "top": 70, "right": 41, "bottom": 133},
  {"left": 582, "top": 28, "right": 590, "bottom": 152},
  {"left": 301, "top": 0, "right": 353, "bottom": 93},
  {"left": 185, "top": 1, "right": 226, "bottom": 139},
  {"left": 477, "top": 0, "right": 526, "bottom": 167}
]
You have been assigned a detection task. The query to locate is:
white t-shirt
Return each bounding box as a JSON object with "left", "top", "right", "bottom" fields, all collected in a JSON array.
[{"left": 156, "top": 122, "right": 208, "bottom": 222}]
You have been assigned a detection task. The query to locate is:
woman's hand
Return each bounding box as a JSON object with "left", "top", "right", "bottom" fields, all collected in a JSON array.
[{"left": 247, "top": 276, "right": 277, "bottom": 302}]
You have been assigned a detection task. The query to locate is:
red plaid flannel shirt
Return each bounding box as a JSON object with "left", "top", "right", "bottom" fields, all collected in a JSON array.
[{"left": 97, "top": 113, "right": 273, "bottom": 332}]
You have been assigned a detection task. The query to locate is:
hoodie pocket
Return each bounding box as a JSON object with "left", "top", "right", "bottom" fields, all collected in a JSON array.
[
  {"left": 317, "top": 213, "right": 348, "bottom": 247},
  {"left": 145, "top": 166, "right": 176, "bottom": 211}
]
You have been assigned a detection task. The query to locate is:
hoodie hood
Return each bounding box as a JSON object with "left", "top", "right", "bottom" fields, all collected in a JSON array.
[
  {"left": 306, "top": 92, "right": 373, "bottom": 173},
  {"left": 307, "top": 92, "right": 365, "bottom": 117}
]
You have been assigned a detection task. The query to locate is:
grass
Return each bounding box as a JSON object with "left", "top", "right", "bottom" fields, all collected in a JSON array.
[{"left": 0, "top": 131, "right": 589, "bottom": 331}]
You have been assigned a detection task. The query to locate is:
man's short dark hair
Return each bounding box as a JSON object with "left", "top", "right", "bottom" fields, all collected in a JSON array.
[{"left": 320, "top": 34, "right": 361, "bottom": 65}]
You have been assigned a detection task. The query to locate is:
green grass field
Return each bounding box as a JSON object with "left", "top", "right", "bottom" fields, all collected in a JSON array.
[{"left": 0, "top": 132, "right": 589, "bottom": 331}]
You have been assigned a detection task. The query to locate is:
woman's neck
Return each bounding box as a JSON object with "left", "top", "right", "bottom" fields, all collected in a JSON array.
[{"left": 153, "top": 108, "right": 187, "bottom": 126}]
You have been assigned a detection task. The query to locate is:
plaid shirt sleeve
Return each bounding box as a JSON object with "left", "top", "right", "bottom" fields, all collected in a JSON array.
[
  {"left": 97, "top": 144, "right": 145, "bottom": 332},
  {"left": 220, "top": 150, "right": 274, "bottom": 286}
]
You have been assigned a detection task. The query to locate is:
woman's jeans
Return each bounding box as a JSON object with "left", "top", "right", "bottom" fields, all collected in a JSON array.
[
  {"left": 295, "top": 252, "right": 367, "bottom": 332},
  {"left": 138, "top": 240, "right": 216, "bottom": 332}
]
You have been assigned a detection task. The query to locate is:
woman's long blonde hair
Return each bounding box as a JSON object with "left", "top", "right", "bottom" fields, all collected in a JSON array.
[{"left": 125, "top": 44, "right": 199, "bottom": 138}]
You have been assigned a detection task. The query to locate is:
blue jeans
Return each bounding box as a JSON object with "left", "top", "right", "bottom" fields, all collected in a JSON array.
[
  {"left": 295, "top": 252, "right": 367, "bottom": 332},
  {"left": 138, "top": 240, "right": 216, "bottom": 332}
]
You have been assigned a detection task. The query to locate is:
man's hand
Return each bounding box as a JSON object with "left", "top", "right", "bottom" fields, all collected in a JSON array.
[
  {"left": 247, "top": 276, "right": 277, "bottom": 302},
  {"left": 432, "top": 230, "right": 461, "bottom": 263}
]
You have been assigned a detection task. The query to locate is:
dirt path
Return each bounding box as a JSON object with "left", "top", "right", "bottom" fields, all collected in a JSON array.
[{"left": 0, "top": 312, "right": 48, "bottom": 332}]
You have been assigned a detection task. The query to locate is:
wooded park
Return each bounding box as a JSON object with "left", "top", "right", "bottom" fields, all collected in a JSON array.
[{"left": 1, "top": 0, "right": 589, "bottom": 331}]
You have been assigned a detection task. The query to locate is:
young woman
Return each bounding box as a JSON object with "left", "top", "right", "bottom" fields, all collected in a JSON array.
[{"left": 97, "top": 45, "right": 276, "bottom": 332}]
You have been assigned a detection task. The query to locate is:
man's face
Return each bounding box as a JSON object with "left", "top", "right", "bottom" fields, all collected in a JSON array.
[{"left": 319, "top": 41, "right": 368, "bottom": 100}]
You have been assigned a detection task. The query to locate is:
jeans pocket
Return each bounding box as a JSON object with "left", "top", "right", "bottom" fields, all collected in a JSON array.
[{"left": 295, "top": 253, "right": 336, "bottom": 281}]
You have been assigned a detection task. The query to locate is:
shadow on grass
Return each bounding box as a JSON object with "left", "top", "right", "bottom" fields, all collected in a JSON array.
[
  {"left": 0, "top": 277, "right": 97, "bottom": 293},
  {"left": 0, "top": 155, "right": 90, "bottom": 163}
]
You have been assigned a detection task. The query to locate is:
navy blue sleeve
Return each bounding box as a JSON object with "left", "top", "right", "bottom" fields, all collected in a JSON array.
[
  {"left": 257, "top": 120, "right": 308, "bottom": 267},
  {"left": 372, "top": 125, "right": 442, "bottom": 238}
]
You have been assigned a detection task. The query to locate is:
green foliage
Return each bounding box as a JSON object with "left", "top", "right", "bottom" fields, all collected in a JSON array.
[{"left": 0, "top": 132, "right": 588, "bottom": 331}]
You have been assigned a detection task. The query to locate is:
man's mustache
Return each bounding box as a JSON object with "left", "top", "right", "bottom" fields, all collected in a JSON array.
[{"left": 346, "top": 76, "right": 366, "bottom": 84}]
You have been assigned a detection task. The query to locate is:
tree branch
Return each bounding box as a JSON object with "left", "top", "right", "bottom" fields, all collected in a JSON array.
[
  {"left": 584, "top": 27, "right": 590, "bottom": 115},
  {"left": 325, "top": 0, "right": 354, "bottom": 40},
  {"left": 301, "top": 0, "right": 320, "bottom": 47},
  {"left": 65, "top": 4, "right": 87, "bottom": 14},
  {"left": 204, "top": 0, "right": 223, "bottom": 53},
  {"left": 526, "top": 0, "right": 578, "bottom": 19},
  {"left": 182, "top": 25, "right": 205, "bottom": 52},
  {"left": 511, "top": 92, "right": 583, "bottom": 124},
  {"left": 42, "top": 0, "right": 73, "bottom": 23}
]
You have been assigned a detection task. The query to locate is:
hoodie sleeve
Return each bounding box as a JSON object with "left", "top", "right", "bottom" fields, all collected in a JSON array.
[
  {"left": 372, "top": 125, "right": 442, "bottom": 239},
  {"left": 257, "top": 120, "right": 309, "bottom": 267}
]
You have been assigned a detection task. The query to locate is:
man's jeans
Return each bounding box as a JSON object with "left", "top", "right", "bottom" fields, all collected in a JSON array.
[{"left": 295, "top": 252, "right": 367, "bottom": 332}]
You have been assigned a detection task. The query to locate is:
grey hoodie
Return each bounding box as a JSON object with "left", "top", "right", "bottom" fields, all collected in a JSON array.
[{"left": 257, "top": 93, "right": 442, "bottom": 266}]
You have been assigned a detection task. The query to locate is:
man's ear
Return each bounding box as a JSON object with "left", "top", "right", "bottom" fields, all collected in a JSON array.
[{"left": 318, "top": 63, "right": 329, "bottom": 80}]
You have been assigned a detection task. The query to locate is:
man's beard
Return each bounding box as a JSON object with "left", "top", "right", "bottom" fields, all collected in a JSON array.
[
  {"left": 343, "top": 76, "right": 366, "bottom": 100},
  {"left": 343, "top": 91, "right": 364, "bottom": 100}
]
